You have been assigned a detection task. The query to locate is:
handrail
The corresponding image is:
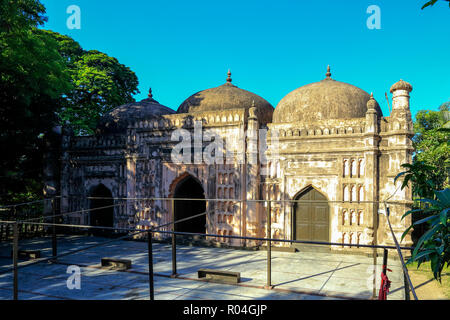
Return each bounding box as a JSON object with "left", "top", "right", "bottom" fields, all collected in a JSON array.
[{"left": 0, "top": 195, "right": 419, "bottom": 300}]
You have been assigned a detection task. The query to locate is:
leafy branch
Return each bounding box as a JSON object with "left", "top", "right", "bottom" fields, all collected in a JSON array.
[
  {"left": 422, "top": 0, "right": 450, "bottom": 9},
  {"left": 401, "top": 189, "right": 450, "bottom": 281}
]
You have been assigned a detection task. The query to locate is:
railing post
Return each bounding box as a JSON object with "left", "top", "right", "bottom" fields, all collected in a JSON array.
[
  {"left": 171, "top": 198, "right": 177, "bottom": 277},
  {"left": 13, "top": 222, "right": 18, "bottom": 300},
  {"left": 147, "top": 228, "right": 154, "bottom": 300},
  {"left": 0, "top": 220, "right": 4, "bottom": 242},
  {"left": 5, "top": 214, "right": 10, "bottom": 241},
  {"left": 51, "top": 198, "right": 57, "bottom": 261},
  {"left": 265, "top": 200, "right": 273, "bottom": 290},
  {"left": 382, "top": 248, "right": 388, "bottom": 277}
]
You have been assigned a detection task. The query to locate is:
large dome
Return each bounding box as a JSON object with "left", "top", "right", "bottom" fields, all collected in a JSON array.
[
  {"left": 97, "top": 89, "right": 175, "bottom": 133},
  {"left": 177, "top": 71, "right": 274, "bottom": 122},
  {"left": 273, "top": 67, "right": 382, "bottom": 123}
]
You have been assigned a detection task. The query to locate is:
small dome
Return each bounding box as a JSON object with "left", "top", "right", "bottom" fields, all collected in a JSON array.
[
  {"left": 177, "top": 71, "right": 274, "bottom": 123},
  {"left": 97, "top": 88, "right": 175, "bottom": 133},
  {"left": 273, "top": 66, "right": 382, "bottom": 123},
  {"left": 390, "top": 79, "right": 412, "bottom": 93}
]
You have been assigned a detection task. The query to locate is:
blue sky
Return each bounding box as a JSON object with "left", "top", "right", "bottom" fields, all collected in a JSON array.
[{"left": 40, "top": 0, "right": 450, "bottom": 118}]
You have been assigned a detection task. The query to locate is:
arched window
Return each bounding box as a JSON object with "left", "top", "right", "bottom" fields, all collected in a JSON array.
[
  {"left": 343, "top": 185, "right": 349, "bottom": 201},
  {"left": 358, "top": 159, "right": 364, "bottom": 177},
  {"left": 351, "top": 185, "right": 356, "bottom": 202},
  {"left": 350, "top": 210, "right": 356, "bottom": 225},
  {"left": 342, "top": 210, "right": 347, "bottom": 225},
  {"left": 351, "top": 159, "right": 357, "bottom": 177},
  {"left": 359, "top": 186, "right": 364, "bottom": 202},
  {"left": 343, "top": 160, "right": 349, "bottom": 177},
  {"left": 357, "top": 211, "right": 363, "bottom": 226}
]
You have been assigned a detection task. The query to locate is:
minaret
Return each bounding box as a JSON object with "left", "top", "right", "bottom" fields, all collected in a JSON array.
[
  {"left": 365, "top": 93, "right": 379, "bottom": 134},
  {"left": 381, "top": 79, "right": 414, "bottom": 248},
  {"left": 244, "top": 100, "right": 261, "bottom": 245},
  {"left": 364, "top": 93, "right": 380, "bottom": 246},
  {"left": 390, "top": 79, "right": 413, "bottom": 123}
]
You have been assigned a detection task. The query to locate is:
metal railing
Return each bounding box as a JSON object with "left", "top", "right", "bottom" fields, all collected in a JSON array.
[{"left": 0, "top": 196, "right": 418, "bottom": 301}]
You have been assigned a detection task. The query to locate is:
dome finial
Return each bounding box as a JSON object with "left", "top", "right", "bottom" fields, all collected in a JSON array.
[
  {"left": 148, "top": 88, "right": 153, "bottom": 99},
  {"left": 226, "top": 69, "right": 232, "bottom": 83},
  {"left": 367, "top": 92, "right": 377, "bottom": 111},
  {"left": 325, "top": 65, "right": 332, "bottom": 79}
]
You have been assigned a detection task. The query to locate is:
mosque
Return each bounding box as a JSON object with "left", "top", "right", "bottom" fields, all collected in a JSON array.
[{"left": 47, "top": 66, "right": 414, "bottom": 251}]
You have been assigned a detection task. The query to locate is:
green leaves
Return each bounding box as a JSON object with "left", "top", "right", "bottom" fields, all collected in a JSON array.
[
  {"left": 40, "top": 32, "right": 140, "bottom": 135},
  {"left": 422, "top": 0, "right": 450, "bottom": 9},
  {"left": 403, "top": 189, "right": 450, "bottom": 282},
  {"left": 422, "top": 0, "right": 439, "bottom": 9},
  {"left": 394, "top": 161, "right": 439, "bottom": 199},
  {"left": 0, "top": 0, "right": 71, "bottom": 204},
  {"left": 409, "top": 108, "right": 450, "bottom": 198},
  {"left": 0, "top": 0, "right": 47, "bottom": 32}
]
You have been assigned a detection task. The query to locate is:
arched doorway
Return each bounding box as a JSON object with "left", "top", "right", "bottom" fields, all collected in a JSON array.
[
  {"left": 293, "top": 186, "right": 329, "bottom": 243},
  {"left": 89, "top": 184, "right": 114, "bottom": 236},
  {"left": 173, "top": 175, "right": 206, "bottom": 234}
]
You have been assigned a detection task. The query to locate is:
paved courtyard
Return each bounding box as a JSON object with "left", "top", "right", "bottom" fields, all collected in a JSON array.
[{"left": 0, "top": 235, "right": 406, "bottom": 300}]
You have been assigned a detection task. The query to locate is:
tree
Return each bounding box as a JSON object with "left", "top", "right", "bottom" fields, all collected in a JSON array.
[
  {"left": 0, "top": 1, "right": 140, "bottom": 208},
  {"left": 34, "top": 30, "right": 140, "bottom": 135},
  {"left": 0, "top": 0, "right": 71, "bottom": 205},
  {"left": 413, "top": 108, "right": 450, "bottom": 191},
  {"left": 396, "top": 105, "right": 450, "bottom": 281},
  {"left": 395, "top": 161, "right": 438, "bottom": 200},
  {"left": 422, "top": 0, "right": 450, "bottom": 9},
  {"left": 401, "top": 188, "right": 450, "bottom": 282}
]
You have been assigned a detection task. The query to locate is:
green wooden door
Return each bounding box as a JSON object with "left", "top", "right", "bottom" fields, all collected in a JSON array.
[{"left": 295, "top": 189, "right": 329, "bottom": 242}]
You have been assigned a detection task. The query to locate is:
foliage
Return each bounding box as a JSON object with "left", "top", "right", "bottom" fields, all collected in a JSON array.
[
  {"left": 0, "top": 0, "right": 71, "bottom": 205},
  {"left": 401, "top": 189, "right": 450, "bottom": 282},
  {"left": 34, "top": 30, "right": 140, "bottom": 135},
  {"left": 0, "top": 0, "right": 47, "bottom": 30},
  {"left": 422, "top": 0, "right": 450, "bottom": 9},
  {"left": 396, "top": 105, "right": 450, "bottom": 279},
  {"left": 412, "top": 109, "right": 450, "bottom": 191},
  {"left": 395, "top": 162, "right": 438, "bottom": 200},
  {"left": 0, "top": 0, "right": 140, "bottom": 208}
]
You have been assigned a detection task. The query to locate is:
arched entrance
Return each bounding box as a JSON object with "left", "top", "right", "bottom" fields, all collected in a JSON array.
[
  {"left": 89, "top": 184, "right": 114, "bottom": 236},
  {"left": 173, "top": 175, "right": 206, "bottom": 234},
  {"left": 293, "top": 186, "right": 329, "bottom": 243}
]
